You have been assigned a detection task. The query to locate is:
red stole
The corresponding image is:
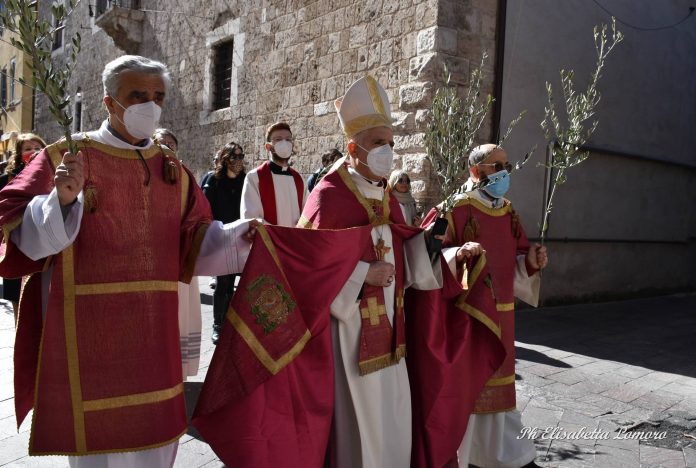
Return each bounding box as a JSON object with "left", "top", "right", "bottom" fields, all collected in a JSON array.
[
  {"left": 0, "top": 139, "right": 211, "bottom": 455},
  {"left": 257, "top": 161, "right": 304, "bottom": 224},
  {"left": 192, "top": 224, "right": 372, "bottom": 468},
  {"left": 424, "top": 194, "right": 530, "bottom": 413},
  {"left": 299, "top": 162, "right": 416, "bottom": 374}
]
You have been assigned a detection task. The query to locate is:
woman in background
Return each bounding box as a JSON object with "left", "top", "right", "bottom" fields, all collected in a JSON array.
[
  {"left": 0, "top": 133, "right": 46, "bottom": 323},
  {"left": 388, "top": 169, "right": 421, "bottom": 226}
]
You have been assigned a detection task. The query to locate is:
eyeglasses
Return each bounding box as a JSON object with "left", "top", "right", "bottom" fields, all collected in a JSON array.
[
  {"left": 229, "top": 154, "right": 244, "bottom": 160},
  {"left": 477, "top": 161, "right": 513, "bottom": 173}
]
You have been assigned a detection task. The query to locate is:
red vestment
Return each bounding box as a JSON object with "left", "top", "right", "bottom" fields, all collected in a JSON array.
[
  {"left": 423, "top": 194, "right": 531, "bottom": 414},
  {"left": 0, "top": 138, "right": 211, "bottom": 455},
  {"left": 192, "top": 224, "right": 372, "bottom": 468}
]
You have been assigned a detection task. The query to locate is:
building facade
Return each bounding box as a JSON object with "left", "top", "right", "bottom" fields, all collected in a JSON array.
[{"left": 34, "top": 0, "right": 695, "bottom": 303}]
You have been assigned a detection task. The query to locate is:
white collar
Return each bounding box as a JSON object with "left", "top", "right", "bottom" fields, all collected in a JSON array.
[{"left": 82, "top": 120, "right": 154, "bottom": 150}]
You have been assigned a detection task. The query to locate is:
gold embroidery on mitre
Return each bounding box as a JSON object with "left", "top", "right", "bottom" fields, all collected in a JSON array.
[{"left": 246, "top": 275, "right": 296, "bottom": 335}]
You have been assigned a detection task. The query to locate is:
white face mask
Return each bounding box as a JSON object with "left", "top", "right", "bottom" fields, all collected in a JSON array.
[
  {"left": 112, "top": 99, "right": 162, "bottom": 140},
  {"left": 358, "top": 143, "right": 393, "bottom": 178},
  {"left": 272, "top": 140, "right": 293, "bottom": 159}
]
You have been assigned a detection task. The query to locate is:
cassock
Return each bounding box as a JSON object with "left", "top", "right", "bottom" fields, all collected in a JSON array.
[
  {"left": 241, "top": 160, "right": 307, "bottom": 226},
  {"left": 422, "top": 185, "right": 540, "bottom": 468},
  {"left": 0, "top": 121, "right": 252, "bottom": 466},
  {"left": 299, "top": 162, "right": 443, "bottom": 468}
]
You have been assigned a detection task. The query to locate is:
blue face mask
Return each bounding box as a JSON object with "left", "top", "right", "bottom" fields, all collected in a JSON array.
[{"left": 481, "top": 169, "right": 510, "bottom": 198}]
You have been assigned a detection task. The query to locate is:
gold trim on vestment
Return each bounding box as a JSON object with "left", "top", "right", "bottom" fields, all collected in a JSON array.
[
  {"left": 74, "top": 281, "right": 178, "bottom": 295},
  {"left": 343, "top": 114, "right": 392, "bottom": 138},
  {"left": 453, "top": 195, "right": 513, "bottom": 217},
  {"left": 460, "top": 253, "right": 487, "bottom": 302},
  {"left": 473, "top": 405, "right": 517, "bottom": 415},
  {"left": 456, "top": 300, "right": 501, "bottom": 340},
  {"left": 29, "top": 428, "right": 188, "bottom": 457},
  {"left": 46, "top": 138, "right": 164, "bottom": 161},
  {"left": 296, "top": 215, "right": 313, "bottom": 229},
  {"left": 366, "top": 76, "right": 387, "bottom": 118},
  {"left": 485, "top": 374, "right": 515, "bottom": 386},
  {"left": 336, "top": 165, "right": 390, "bottom": 227},
  {"left": 358, "top": 344, "right": 406, "bottom": 376},
  {"left": 180, "top": 168, "right": 190, "bottom": 219},
  {"left": 496, "top": 302, "right": 515, "bottom": 312},
  {"left": 0, "top": 216, "right": 23, "bottom": 262},
  {"left": 62, "top": 246, "right": 87, "bottom": 452},
  {"left": 180, "top": 223, "right": 210, "bottom": 284},
  {"left": 228, "top": 307, "right": 311, "bottom": 374},
  {"left": 46, "top": 143, "right": 65, "bottom": 169},
  {"left": 82, "top": 383, "right": 183, "bottom": 412},
  {"left": 256, "top": 225, "right": 294, "bottom": 286}
]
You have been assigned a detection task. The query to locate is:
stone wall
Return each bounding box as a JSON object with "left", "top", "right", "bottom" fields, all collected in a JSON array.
[{"left": 36, "top": 0, "right": 499, "bottom": 212}]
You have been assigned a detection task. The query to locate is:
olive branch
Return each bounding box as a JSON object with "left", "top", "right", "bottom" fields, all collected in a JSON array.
[
  {"left": 424, "top": 53, "right": 529, "bottom": 213},
  {"left": 539, "top": 18, "right": 623, "bottom": 243},
  {"left": 0, "top": 0, "right": 82, "bottom": 154}
]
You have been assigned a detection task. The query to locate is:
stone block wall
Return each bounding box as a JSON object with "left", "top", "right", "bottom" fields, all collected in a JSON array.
[{"left": 36, "top": 0, "right": 499, "bottom": 212}]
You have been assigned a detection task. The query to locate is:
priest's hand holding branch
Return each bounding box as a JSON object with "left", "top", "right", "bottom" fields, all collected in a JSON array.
[
  {"left": 456, "top": 242, "right": 483, "bottom": 263},
  {"left": 365, "top": 261, "right": 396, "bottom": 288},
  {"left": 55, "top": 151, "right": 85, "bottom": 206},
  {"left": 526, "top": 243, "right": 548, "bottom": 270}
]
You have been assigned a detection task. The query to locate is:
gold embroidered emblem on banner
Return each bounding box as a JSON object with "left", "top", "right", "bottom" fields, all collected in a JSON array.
[{"left": 246, "top": 275, "right": 297, "bottom": 335}]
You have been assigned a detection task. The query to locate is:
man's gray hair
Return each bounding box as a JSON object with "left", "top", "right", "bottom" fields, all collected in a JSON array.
[
  {"left": 468, "top": 143, "right": 502, "bottom": 167},
  {"left": 102, "top": 55, "right": 171, "bottom": 97}
]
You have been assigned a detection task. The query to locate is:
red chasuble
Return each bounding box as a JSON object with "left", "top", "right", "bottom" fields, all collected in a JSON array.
[
  {"left": 0, "top": 138, "right": 211, "bottom": 456},
  {"left": 298, "top": 162, "right": 419, "bottom": 374},
  {"left": 423, "top": 193, "right": 531, "bottom": 414},
  {"left": 406, "top": 246, "right": 506, "bottom": 466},
  {"left": 192, "top": 224, "right": 372, "bottom": 468}
]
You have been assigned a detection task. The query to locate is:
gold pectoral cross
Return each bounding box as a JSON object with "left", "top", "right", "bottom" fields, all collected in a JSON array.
[{"left": 374, "top": 238, "right": 391, "bottom": 261}]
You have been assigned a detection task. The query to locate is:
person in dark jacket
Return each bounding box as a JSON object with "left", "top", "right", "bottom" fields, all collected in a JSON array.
[
  {"left": 0, "top": 132, "right": 46, "bottom": 323},
  {"left": 203, "top": 142, "right": 246, "bottom": 344}
]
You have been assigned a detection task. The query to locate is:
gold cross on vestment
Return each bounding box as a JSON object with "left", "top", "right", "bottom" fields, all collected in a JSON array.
[
  {"left": 360, "top": 297, "right": 386, "bottom": 326},
  {"left": 374, "top": 238, "right": 391, "bottom": 261}
]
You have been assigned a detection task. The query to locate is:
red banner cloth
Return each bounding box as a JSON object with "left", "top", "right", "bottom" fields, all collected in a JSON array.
[
  {"left": 192, "top": 224, "right": 372, "bottom": 468},
  {"left": 407, "top": 252, "right": 506, "bottom": 468}
]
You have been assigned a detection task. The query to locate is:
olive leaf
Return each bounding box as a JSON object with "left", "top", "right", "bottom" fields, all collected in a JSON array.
[
  {"left": 539, "top": 17, "right": 623, "bottom": 243},
  {"left": 0, "top": 0, "right": 82, "bottom": 154}
]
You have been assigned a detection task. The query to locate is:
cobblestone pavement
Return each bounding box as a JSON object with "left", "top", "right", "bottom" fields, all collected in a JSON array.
[{"left": 1, "top": 280, "right": 694, "bottom": 467}]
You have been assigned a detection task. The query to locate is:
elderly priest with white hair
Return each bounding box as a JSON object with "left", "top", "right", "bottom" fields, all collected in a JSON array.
[{"left": 0, "top": 55, "right": 258, "bottom": 467}]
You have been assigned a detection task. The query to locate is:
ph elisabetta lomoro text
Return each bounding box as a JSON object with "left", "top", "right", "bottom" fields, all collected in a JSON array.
[{"left": 518, "top": 426, "right": 667, "bottom": 441}]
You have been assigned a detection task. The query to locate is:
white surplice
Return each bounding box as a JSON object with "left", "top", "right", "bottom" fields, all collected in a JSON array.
[
  {"left": 11, "top": 121, "right": 252, "bottom": 468},
  {"left": 330, "top": 168, "right": 442, "bottom": 468},
  {"left": 240, "top": 162, "right": 307, "bottom": 227}
]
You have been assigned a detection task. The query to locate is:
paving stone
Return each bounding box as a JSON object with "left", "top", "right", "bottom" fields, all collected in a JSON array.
[
  {"left": 578, "top": 360, "right": 625, "bottom": 375},
  {"left": 645, "top": 372, "right": 687, "bottom": 384},
  {"left": 544, "top": 349, "right": 576, "bottom": 360},
  {"left": 516, "top": 372, "right": 556, "bottom": 388},
  {"left": 0, "top": 430, "right": 30, "bottom": 465},
  {"left": 613, "top": 365, "right": 652, "bottom": 379},
  {"left": 516, "top": 342, "right": 553, "bottom": 353},
  {"left": 548, "top": 369, "right": 588, "bottom": 386},
  {"left": 543, "top": 382, "right": 588, "bottom": 400},
  {"left": 601, "top": 383, "right": 654, "bottom": 403},
  {"left": 542, "top": 440, "right": 595, "bottom": 465},
  {"left": 522, "top": 405, "right": 563, "bottom": 431},
  {"left": 594, "top": 443, "right": 639, "bottom": 467},
  {"left": 684, "top": 446, "right": 696, "bottom": 468},
  {"left": 525, "top": 363, "right": 566, "bottom": 378},
  {"left": 633, "top": 391, "right": 687, "bottom": 413},
  {"left": 640, "top": 444, "right": 687, "bottom": 468},
  {"left": 662, "top": 383, "right": 696, "bottom": 397},
  {"left": 547, "top": 397, "right": 609, "bottom": 418},
  {"left": 577, "top": 394, "right": 634, "bottom": 415}
]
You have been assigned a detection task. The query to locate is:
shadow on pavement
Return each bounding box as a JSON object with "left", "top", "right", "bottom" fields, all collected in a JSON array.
[
  {"left": 515, "top": 347, "right": 572, "bottom": 368},
  {"left": 516, "top": 294, "right": 696, "bottom": 378}
]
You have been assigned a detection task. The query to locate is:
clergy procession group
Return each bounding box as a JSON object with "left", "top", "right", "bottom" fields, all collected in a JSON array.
[{"left": 0, "top": 55, "right": 549, "bottom": 468}]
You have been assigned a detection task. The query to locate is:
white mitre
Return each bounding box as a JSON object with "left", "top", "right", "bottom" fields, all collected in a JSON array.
[{"left": 334, "top": 75, "right": 392, "bottom": 138}]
